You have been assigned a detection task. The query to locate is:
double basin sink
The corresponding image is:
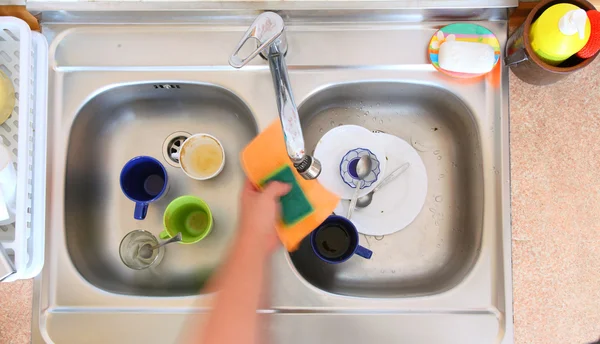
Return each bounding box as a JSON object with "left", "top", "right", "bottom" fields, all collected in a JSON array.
[{"left": 34, "top": 8, "right": 512, "bottom": 344}]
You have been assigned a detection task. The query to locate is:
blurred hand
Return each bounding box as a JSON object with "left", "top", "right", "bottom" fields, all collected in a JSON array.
[{"left": 239, "top": 180, "right": 291, "bottom": 253}]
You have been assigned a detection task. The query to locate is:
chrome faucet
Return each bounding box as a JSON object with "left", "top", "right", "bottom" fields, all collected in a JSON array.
[{"left": 229, "top": 12, "right": 321, "bottom": 180}]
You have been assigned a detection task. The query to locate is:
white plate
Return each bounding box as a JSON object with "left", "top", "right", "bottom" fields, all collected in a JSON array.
[
  {"left": 335, "top": 133, "right": 428, "bottom": 236},
  {"left": 314, "top": 125, "right": 386, "bottom": 200}
]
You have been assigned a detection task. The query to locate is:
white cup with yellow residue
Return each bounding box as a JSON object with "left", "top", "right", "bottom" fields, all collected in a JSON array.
[{"left": 177, "top": 133, "right": 225, "bottom": 181}]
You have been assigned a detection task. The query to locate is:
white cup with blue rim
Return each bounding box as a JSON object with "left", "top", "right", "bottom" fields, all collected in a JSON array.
[{"left": 340, "top": 147, "right": 382, "bottom": 190}]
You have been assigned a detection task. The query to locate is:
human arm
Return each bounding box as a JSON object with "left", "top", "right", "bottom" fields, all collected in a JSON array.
[{"left": 186, "top": 180, "right": 290, "bottom": 344}]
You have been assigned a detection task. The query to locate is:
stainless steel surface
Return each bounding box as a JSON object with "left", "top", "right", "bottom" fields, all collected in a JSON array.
[
  {"left": 29, "top": 1, "right": 518, "bottom": 13},
  {"left": 34, "top": 7, "right": 513, "bottom": 344},
  {"left": 356, "top": 162, "right": 410, "bottom": 208},
  {"left": 0, "top": 242, "right": 16, "bottom": 281},
  {"left": 140, "top": 232, "right": 182, "bottom": 259},
  {"left": 347, "top": 155, "right": 372, "bottom": 219},
  {"left": 162, "top": 131, "right": 190, "bottom": 168},
  {"left": 230, "top": 12, "right": 322, "bottom": 180},
  {"left": 294, "top": 155, "right": 322, "bottom": 180},
  {"left": 65, "top": 82, "right": 257, "bottom": 296}
]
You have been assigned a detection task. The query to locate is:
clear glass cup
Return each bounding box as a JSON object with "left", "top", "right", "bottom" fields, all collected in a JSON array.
[{"left": 119, "top": 230, "right": 165, "bottom": 270}]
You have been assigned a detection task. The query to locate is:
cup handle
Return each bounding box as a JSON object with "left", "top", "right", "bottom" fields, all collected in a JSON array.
[
  {"left": 355, "top": 245, "right": 373, "bottom": 259},
  {"left": 159, "top": 230, "right": 171, "bottom": 240},
  {"left": 134, "top": 202, "right": 148, "bottom": 220}
]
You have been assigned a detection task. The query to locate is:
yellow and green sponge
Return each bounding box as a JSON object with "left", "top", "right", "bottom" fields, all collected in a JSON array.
[{"left": 260, "top": 165, "right": 313, "bottom": 226}]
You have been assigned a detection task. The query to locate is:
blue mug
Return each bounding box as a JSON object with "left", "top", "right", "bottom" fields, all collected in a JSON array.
[
  {"left": 310, "top": 215, "right": 372, "bottom": 264},
  {"left": 120, "top": 156, "right": 169, "bottom": 220}
]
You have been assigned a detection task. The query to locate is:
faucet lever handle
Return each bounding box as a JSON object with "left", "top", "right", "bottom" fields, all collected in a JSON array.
[{"left": 229, "top": 12, "right": 285, "bottom": 68}]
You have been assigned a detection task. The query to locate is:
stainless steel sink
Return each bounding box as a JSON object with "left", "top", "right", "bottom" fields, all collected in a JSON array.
[
  {"left": 33, "top": 5, "right": 515, "bottom": 344},
  {"left": 291, "top": 81, "right": 483, "bottom": 297},
  {"left": 65, "top": 82, "right": 257, "bottom": 296}
]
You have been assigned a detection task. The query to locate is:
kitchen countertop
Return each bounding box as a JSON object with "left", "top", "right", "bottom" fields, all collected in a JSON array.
[
  {"left": 1, "top": 57, "right": 599, "bottom": 344},
  {"left": 510, "top": 59, "right": 600, "bottom": 343}
]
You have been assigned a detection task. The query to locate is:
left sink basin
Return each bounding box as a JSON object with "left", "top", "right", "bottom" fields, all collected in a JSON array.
[{"left": 64, "top": 82, "right": 257, "bottom": 296}]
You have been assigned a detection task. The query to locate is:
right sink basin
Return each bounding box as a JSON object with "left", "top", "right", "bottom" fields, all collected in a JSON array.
[{"left": 289, "top": 81, "right": 484, "bottom": 298}]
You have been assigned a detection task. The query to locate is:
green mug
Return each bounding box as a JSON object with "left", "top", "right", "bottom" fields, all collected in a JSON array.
[{"left": 160, "top": 195, "right": 213, "bottom": 244}]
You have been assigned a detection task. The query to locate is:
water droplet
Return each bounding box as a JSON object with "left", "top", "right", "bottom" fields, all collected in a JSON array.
[
  {"left": 376, "top": 102, "right": 380, "bottom": 106},
  {"left": 391, "top": 270, "right": 395, "bottom": 273},
  {"left": 439, "top": 174, "right": 445, "bottom": 178},
  {"left": 437, "top": 156, "right": 442, "bottom": 160},
  {"left": 429, "top": 207, "right": 436, "bottom": 213},
  {"left": 411, "top": 139, "right": 432, "bottom": 152},
  {"left": 366, "top": 111, "right": 370, "bottom": 115},
  {"left": 330, "top": 121, "right": 335, "bottom": 127},
  {"left": 379, "top": 119, "right": 384, "bottom": 124},
  {"left": 372, "top": 117, "right": 376, "bottom": 121},
  {"left": 433, "top": 150, "right": 440, "bottom": 155},
  {"left": 452, "top": 162, "right": 457, "bottom": 168},
  {"left": 319, "top": 128, "right": 324, "bottom": 133},
  {"left": 435, "top": 195, "right": 443, "bottom": 202}
]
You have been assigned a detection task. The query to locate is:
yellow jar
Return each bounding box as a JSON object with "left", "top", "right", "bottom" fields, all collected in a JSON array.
[{"left": 530, "top": 3, "right": 591, "bottom": 65}]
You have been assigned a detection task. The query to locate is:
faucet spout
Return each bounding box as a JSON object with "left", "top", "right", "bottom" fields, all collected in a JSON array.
[
  {"left": 229, "top": 12, "right": 321, "bottom": 180},
  {"left": 267, "top": 47, "right": 322, "bottom": 179}
]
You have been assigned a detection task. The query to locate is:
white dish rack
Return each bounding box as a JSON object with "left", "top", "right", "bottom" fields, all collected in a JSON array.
[{"left": 0, "top": 17, "right": 48, "bottom": 282}]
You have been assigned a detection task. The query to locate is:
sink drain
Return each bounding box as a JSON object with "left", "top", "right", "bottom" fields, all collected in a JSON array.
[{"left": 162, "top": 131, "right": 190, "bottom": 167}]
